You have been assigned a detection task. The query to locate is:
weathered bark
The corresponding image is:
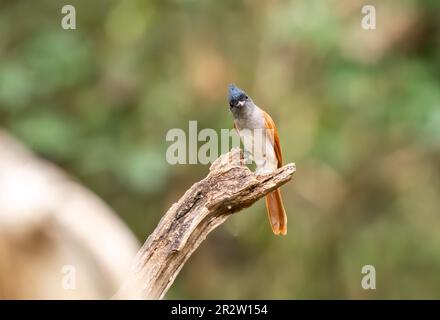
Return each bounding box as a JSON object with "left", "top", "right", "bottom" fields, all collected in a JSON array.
[{"left": 114, "top": 148, "right": 296, "bottom": 299}]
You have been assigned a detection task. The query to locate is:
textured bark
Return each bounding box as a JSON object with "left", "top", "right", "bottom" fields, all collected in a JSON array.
[{"left": 114, "top": 148, "right": 296, "bottom": 299}]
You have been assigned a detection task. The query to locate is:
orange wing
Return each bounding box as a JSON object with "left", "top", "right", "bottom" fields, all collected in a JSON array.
[
  {"left": 262, "top": 110, "right": 287, "bottom": 235},
  {"left": 262, "top": 111, "right": 283, "bottom": 168}
]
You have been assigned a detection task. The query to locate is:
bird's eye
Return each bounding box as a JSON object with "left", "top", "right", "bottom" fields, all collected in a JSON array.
[
  {"left": 229, "top": 102, "right": 234, "bottom": 107},
  {"left": 245, "top": 95, "right": 249, "bottom": 100}
]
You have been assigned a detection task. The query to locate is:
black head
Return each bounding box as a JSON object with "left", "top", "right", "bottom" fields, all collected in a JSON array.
[{"left": 228, "top": 84, "right": 249, "bottom": 108}]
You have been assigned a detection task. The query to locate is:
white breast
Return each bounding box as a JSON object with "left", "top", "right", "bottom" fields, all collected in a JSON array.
[{"left": 235, "top": 106, "right": 277, "bottom": 173}]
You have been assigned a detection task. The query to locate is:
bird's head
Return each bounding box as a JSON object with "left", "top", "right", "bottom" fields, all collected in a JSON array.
[{"left": 228, "top": 84, "right": 251, "bottom": 109}]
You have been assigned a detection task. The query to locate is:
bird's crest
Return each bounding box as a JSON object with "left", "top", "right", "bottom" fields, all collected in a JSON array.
[{"left": 228, "top": 84, "right": 247, "bottom": 102}]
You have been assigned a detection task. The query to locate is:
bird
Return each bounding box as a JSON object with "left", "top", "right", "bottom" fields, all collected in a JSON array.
[{"left": 228, "top": 84, "right": 287, "bottom": 235}]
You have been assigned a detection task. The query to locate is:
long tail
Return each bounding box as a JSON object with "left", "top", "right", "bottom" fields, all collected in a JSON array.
[{"left": 265, "top": 188, "right": 287, "bottom": 235}]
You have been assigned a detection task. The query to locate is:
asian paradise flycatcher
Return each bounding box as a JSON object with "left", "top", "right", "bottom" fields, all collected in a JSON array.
[{"left": 228, "top": 84, "right": 287, "bottom": 235}]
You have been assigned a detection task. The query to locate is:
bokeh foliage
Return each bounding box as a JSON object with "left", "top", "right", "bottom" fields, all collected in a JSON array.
[{"left": 0, "top": 0, "right": 439, "bottom": 298}]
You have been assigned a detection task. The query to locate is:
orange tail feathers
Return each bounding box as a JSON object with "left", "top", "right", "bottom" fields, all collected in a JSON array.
[{"left": 265, "top": 188, "right": 287, "bottom": 235}]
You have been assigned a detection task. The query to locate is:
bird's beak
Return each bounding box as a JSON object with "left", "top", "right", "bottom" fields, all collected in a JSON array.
[{"left": 237, "top": 100, "right": 245, "bottom": 107}]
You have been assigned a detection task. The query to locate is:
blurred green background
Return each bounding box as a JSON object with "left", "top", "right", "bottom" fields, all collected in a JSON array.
[{"left": 1, "top": 0, "right": 439, "bottom": 299}]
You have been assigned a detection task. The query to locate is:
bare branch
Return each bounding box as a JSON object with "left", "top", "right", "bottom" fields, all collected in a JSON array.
[{"left": 114, "top": 148, "right": 296, "bottom": 299}]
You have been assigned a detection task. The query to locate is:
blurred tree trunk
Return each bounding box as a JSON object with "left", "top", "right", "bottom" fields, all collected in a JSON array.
[{"left": 0, "top": 131, "right": 140, "bottom": 299}]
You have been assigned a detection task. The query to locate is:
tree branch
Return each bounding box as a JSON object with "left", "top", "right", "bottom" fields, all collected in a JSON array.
[{"left": 114, "top": 148, "right": 296, "bottom": 299}]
